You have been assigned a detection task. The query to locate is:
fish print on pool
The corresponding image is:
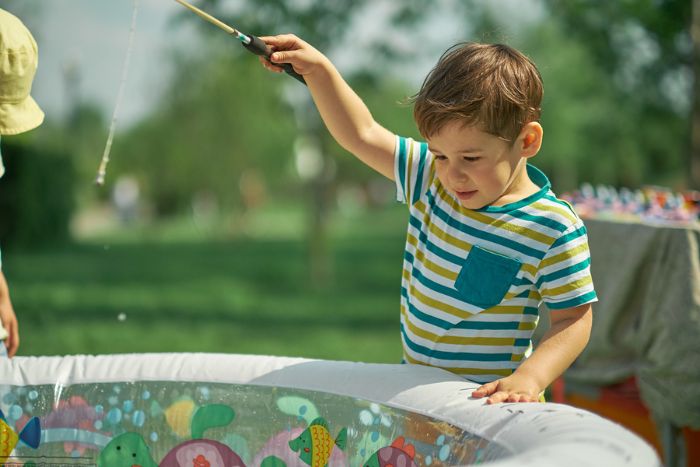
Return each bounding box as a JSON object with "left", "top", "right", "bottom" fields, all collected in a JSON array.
[{"left": 0, "top": 381, "right": 497, "bottom": 466}]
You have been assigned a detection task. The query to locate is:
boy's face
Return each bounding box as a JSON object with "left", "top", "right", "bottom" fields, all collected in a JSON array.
[{"left": 427, "top": 121, "right": 540, "bottom": 209}]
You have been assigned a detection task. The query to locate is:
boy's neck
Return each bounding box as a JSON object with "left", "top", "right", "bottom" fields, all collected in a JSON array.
[{"left": 491, "top": 161, "right": 540, "bottom": 207}]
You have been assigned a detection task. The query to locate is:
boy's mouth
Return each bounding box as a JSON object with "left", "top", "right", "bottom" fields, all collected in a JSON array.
[{"left": 455, "top": 190, "right": 477, "bottom": 201}]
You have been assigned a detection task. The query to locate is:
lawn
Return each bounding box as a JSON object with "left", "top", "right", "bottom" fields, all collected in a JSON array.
[{"left": 3, "top": 204, "right": 408, "bottom": 362}]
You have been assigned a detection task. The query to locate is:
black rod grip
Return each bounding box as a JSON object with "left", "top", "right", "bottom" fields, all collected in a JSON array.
[{"left": 242, "top": 34, "right": 306, "bottom": 85}]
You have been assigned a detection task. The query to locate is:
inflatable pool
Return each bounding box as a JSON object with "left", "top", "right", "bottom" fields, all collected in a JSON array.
[{"left": 0, "top": 353, "right": 659, "bottom": 466}]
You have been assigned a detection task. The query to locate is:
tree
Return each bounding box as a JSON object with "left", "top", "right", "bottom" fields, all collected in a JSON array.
[{"left": 541, "top": 0, "right": 693, "bottom": 188}]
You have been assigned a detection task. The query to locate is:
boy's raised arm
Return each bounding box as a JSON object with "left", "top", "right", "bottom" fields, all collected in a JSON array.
[{"left": 260, "top": 34, "right": 396, "bottom": 180}]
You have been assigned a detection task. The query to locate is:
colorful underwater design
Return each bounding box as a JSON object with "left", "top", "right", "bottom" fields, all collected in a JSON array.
[
  {"left": 97, "top": 431, "right": 158, "bottom": 467},
  {"left": 363, "top": 436, "right": 417, "bottom": 467},
  {"left": 99, "top": 404, "right": 246, "bottom": 467},
  {"left": 0, "top": 382, "right": 495, "bottom": 466},
  {"left": 0, "top": 408, "right": 41, "bottom": 464},
  {"left": 288, "top": 417, "right": 346, "bottom": 467}
]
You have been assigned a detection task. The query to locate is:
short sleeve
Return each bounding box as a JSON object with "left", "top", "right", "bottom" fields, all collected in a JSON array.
[
  {"left": 536, "top": 221, "right": 598, "bottom": 310},
  {"left": 394, "top": 135, "right": 433, "bottom": 206}
]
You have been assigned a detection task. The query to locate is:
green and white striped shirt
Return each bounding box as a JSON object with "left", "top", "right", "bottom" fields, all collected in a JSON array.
[{"left": 394, "top": 135, "right": 597, "bottom": 383}]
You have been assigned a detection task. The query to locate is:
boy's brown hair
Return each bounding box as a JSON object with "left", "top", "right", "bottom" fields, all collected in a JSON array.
[{"left": 413, "top": 42, "right": 543, "bottom": 143}]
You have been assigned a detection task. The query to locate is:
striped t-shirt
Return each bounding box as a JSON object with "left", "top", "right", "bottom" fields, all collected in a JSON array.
[{"left": 394, "top": 135, "right": 597, "bottom": 383}]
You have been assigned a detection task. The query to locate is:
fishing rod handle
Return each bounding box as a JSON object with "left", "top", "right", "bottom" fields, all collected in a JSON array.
[{"left": 242, "top": 35, "right": 307, "bottom": 85}]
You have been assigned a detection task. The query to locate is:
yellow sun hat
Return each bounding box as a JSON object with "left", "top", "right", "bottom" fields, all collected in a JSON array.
[{"left": 0, "top": 8, "right": 45, "bottom": 136}]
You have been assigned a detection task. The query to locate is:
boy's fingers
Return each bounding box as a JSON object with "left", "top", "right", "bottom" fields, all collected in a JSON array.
[
  {"left": 270, "top": 50, "right": 303, "bottom": 65},
  {"left": 258, "top": 34, "right": 302, "bottom": 50},
  {"left": 503, "top": 393, "right": 538, "bottom": 403},
  {"left": 270, "top": 51, "right": 308, "bottom": 75},
  {"left": 8, "top": 338, "right": 17, "bottom": 357},
  {"left": 472, "top": 382, "right": 497, "bottom": 397},
  {"left": 259, "top": 56, "right": 283, "bottom": 73},
  {"left": 486, "top": 391, "right": 510, "bottom": 404},
  {"left": 507, "top": 394, "right": 525, "bottom": 403},
  {"left": 6, "top": 321, "right": 18, "bottom": 357}
]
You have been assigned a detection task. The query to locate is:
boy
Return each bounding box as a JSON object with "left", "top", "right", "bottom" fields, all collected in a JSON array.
[
  {"left": 0, "top": 8, "right": 45, "bottom": 357},
  {"left": 260, "top": 35, "right": 596, "bottom": 404}
]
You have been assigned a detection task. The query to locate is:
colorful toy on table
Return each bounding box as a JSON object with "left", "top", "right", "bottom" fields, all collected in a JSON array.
[{"left": 563, "top": 183, "right": 700, "bottom": 224}]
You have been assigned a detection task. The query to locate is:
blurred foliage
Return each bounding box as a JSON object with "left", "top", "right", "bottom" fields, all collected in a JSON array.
[
  {"left": 111, "top": 45, "right": 298, "bottom": 215},
  {"left": 0, "top": 138, "right": 76, "bottom": 248},
  {"left": 542, "top": 0, "right": 691, "bottom": 104},
  {"left": 539, "top": 0, "right": 692, "bottom": 189},
  {"left": 197, "top": 0, "right": 367, "bottom": 50},
  {"left": 0, "top": 99, "right": 104, "bottom": 248},
  {"left": 1, "top": 0, "right": 695, "bottom": 236},
  {"left": 523, "top": 19, "right": 687, "bottom": 190}
]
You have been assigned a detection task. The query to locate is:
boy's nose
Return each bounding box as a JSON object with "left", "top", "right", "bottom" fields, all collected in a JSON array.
[{"left": 449, "top": 166, "right": 468, "bottom": 184}]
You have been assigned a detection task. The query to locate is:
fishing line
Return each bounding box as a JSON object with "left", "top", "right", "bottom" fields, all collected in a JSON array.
[
  {"left": 96, "top": 0, "right": 304, "bottom": 186},
  {"left": 95, "top": 0, "right": 140, "bottom": 186}
]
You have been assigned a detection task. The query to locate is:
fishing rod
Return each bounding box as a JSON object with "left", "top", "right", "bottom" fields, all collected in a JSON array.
[{"left": 174, "top": 0, "right": 306, "bottom": 85}]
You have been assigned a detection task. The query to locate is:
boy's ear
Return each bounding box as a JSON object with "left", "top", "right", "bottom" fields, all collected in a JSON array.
[{"left": 518, "top": 122, "right": 543, "bottom": 159}]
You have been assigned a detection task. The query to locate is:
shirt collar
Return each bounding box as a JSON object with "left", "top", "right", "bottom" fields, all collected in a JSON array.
[{"left": 475, "top": 164, "right": 551, "bottom": 213}]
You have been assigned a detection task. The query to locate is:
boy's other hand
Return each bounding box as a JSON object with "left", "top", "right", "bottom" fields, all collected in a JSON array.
[
  {"left": 258, "top": 34, "right": 327, "bottom": 77},
  {"left": 471, "top": 373, "right": 541, "bottom": 404}
]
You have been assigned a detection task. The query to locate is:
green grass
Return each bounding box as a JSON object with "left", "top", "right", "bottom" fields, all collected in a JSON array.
[{"left": 3, "top": 204, "right": 409, "bottom": 362}]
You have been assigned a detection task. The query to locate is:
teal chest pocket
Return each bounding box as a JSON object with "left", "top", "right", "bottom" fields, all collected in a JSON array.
[{"left": 455, "top": 246, "right": 522, "bottom": 309}]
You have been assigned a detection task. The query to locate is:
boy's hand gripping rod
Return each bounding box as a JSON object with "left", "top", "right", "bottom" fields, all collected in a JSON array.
[{"left": 174, "top": 0, "right": 306, "bottom": 85}]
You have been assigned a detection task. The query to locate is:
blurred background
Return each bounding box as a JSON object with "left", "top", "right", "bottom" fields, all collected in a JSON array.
[{"left": 0, "top": 0, "right": 692, "bottom": 359}]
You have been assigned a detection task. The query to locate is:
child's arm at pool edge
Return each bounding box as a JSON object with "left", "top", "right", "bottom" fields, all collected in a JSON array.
[
  {"left": 0, "top": 270, "right": 19, "bottom": 357},
  {"left": 472, "top": 304, "right": 592, "bottom": 403},
  {"left": 259, "top": 34, "right": 396, "bottom": 180}
]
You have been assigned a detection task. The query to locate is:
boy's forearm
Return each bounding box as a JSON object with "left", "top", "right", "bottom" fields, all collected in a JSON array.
[
  {"left": 305, "top": 59, "right": 395, "bottom": 179},
  {"left": 514, "top": 306, "right": 592, "bottom": 392},
  {"left": 306, "top": 59, "right": 373, "bottom": 148},
  {"left": 262, "top": 35, "right": 395, "bottom": 178}
]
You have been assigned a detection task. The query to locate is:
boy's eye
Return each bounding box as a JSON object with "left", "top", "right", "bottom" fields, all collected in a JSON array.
[
  {"left": 463, "top": 156, "right": 480, "bottom": 162},
  {"left": 434, "top": 155, "right": 447, "bottom": 161}
]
